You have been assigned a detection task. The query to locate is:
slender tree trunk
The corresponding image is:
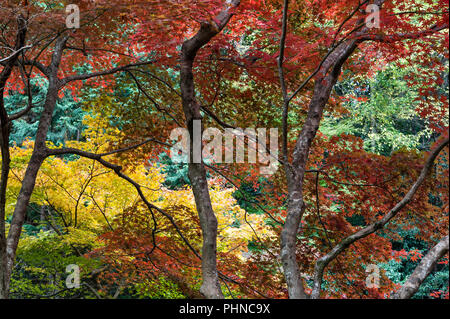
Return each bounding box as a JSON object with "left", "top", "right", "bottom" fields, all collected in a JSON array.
[
  {"left": 280, "top": 40, "right": 357, "bottom": 298},
  {"left": 0, "top": 93, "right": 12, "bottom": 300},
  {"left": 0, "top": 15, "right": 27, "bottom": 299},
  {"left": 281, "top": 79, "right": 342, "bottom": 299},
  {"left": 280, "top": 173, "right": 308, "bottom": 299},
  {"left": 189, "top": 162, "right": 223, "bottom": 298},
  {"left": 180, "top": 45, "right": 223, "bottom": 299},
  {"left": 2, "top": 77, "right": 60, "bottom": 297},
  {"left": 177, "top": 0, "right": 240, "bottom": 299},
  {"left": 0, "top": 31, "right": 65, "bottom": 296},
  {"left": 0, "top": 87, "right": 12, "bottom": 300}
]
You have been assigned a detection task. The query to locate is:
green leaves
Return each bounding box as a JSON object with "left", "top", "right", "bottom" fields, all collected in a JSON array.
[
  {"left": 321, "top": 65, "right": 434, "bottom": 155},
  {"left": 6, "top": 76, "right": 86, "bottom": 147}
]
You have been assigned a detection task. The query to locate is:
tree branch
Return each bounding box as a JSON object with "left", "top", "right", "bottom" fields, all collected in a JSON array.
[
  {"left": 60, "top": 60, "right": 156, "bottom": 87},
  {"left": 310, "top": 137, "right": 449, "bottom": 299},
  {"left": 391, "top": 235, "right": 449, "bottom": 299}
]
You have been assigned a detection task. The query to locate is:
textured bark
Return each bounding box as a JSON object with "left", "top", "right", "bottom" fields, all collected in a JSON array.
[
  {"left": 280, "top": 40, "right": 358, "bottom": 299},
  {"left": 0, "top": 34, "right": 67, "bottom": 298},
  {"left": 2, "top": 83, "right": 59, "bottom": 297},
  {"left": 0, "top": 15, "right": 27, "bottom": 299},
  {"left": 278, "top": 1, "right": 392, "bottom": 298},
  {"left": 180, "top": 25, "right": 224, "bottom": 300},
  {"left": 280, "top": 184, "right": 307, "bottom": 299},
  {"left": 179, "top": 0, "right": 240, "bottom": 299},
  {"left": 392, "top": 235, "right": 449, "bottom": 299}
]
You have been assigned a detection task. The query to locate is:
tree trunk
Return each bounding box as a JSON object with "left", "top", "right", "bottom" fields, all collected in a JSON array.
[
  {"left": 180, "top": 44, "right": 223, "bottom": 299},
  {"left": 177, "top": 0, "right": 241, "bottom": 299},
  {"left": 280, "top": 173, "right": 308, "bottom": 299},
  {"left": 189, "top": 161, "right": 223, "bottom": 298},
  {"left": 280, "top": 40, "right": 358, "bottom": 298},
  {"left": 0, "top": 15, "right": 27, "bottom": 299},
  {"left": 0, "top": 31, "right": 64, "bottom": 294},
  {"left": 2, "top": 77, "right": 60, "bottom": 297}
]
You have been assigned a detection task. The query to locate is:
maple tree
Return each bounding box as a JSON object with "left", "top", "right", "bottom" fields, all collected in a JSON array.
[
  {"left": 6, "top": 116, "right": 269, "bottom": 298},
  {"left": 0, "top": 0, "right": 449, "bottom": 299}
]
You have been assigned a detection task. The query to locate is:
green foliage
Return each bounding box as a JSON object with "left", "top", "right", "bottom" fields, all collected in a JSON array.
[
  {"left": 5, "top": 77, "right": 86, "bottom": 146},
  {"left": 133, "top": 277, "right": 185, "bottom": 299},
  {"left": 158, "top": 153, "right": 190, "bottom": 189},
  {"left": 233, "top": 181, "right": 264, "bottom": 215},
  {"left": 321, "top": 63, "right": 448, "bottom": 298},
  {"left": 381, "top": 228, "right": 449, "bottom": 299},
  {"left": 382, "top": 255, "right": 449, "bottom": 299},
  {"left": 10, "top": 229, "right": 101, "bottom": 299},
  {"left": 322, "top": 65, "right": 434, "bottom": 155}
]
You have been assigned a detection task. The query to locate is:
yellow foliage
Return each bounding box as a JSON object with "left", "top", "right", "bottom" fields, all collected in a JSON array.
[{"left": 7, "top": 114, "right": 274, "bottom": 261}]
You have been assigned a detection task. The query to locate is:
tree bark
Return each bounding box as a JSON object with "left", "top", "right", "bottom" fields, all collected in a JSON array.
[
  {"left": 0, "top": 34, "right": 67, "bottom": 298},
  {"left": 179, "top": 26, "right": 224, "bottom": 301},
  {"left": 3, "top": 82, "right": 60, "bottom": 298},
  {"left": 0, "top": 15, "right": 27, "bottom": 299},
  {"left": 179, "top": 0, "right": 240, "bottom": 299},
  {"left": 280, "top": 39, "right": 358, "bottom": 299}
]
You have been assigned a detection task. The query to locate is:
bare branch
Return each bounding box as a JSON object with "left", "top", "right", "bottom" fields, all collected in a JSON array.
[
  {"left": 0, "top": 44, "right": 32, "bottom": 63},
  {"left": 358, "top": 23, "right": 449, "bottom": 42},
  {"left": 392, "top": 235, "right": 449, "bottom": 299},
  {"left": 60, "top": 60, "right": 156, "bottom": 87}
]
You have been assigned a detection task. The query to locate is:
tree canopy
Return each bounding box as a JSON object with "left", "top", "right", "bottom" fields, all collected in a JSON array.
[{"left": 0, "top": 0, "right": 448, "bottom": 300}]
